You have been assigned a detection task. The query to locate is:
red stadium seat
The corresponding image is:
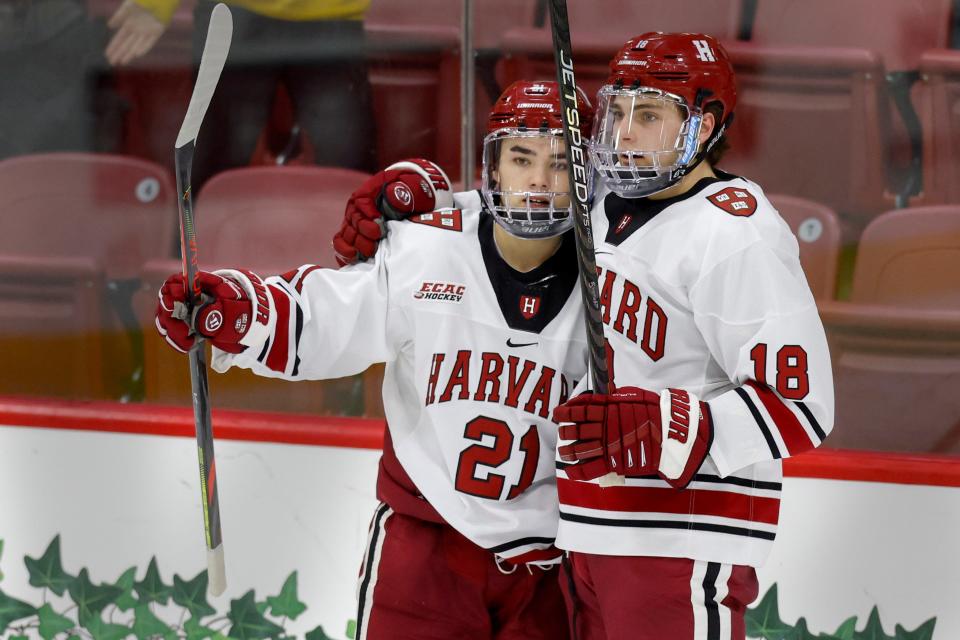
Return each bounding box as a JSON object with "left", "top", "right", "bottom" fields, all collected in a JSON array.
[
  {"left": 768, "top": 194, "right": 841, "bottom": 301},
  {"left": 0, "top": 153, "right": 177, "bottom": 399},
  {"left": 365, "top": 0, "right": 539, "bottom": 180},
  {"left": 749, "top": 0, "right": 953, "bottom": 73},
  {"left": 722, "top": 0, "right": 955, "bottom": 231},
  {"left": 194, "top": 165, "right": 367, "bottom": 270},
  {"left": 720, "top": 43, "right": 892, "bottom": 231},
  {"left": 498, "top": 0, "right": 744, "bottom": 99},
  {"left": 138, "top": 166, "right": 377, "bottom": 416},
  {"left": 913, "top": 49, "right": 960, "bottom": 205},
  {"left": 0, "top": 153, "right": 176, "bottom": 278},
  {"left": 819, "top": 206, "right": 960, "bottom": 453}
]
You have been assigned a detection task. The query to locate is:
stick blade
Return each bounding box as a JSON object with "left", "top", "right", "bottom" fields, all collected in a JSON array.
[
  {"left": 207, "top": 543, "right": 227, "bottom": 596},
  {"left": 176, "top": 3, "right": 233, "bottom": 149}
]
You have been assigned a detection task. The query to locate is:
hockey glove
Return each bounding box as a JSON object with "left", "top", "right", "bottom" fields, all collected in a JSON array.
[
  {"left": 333, "top": 158, "right": 454, "bottom": 266},
  {"left": 156, "top": 270, "right": 267, "bottom": 354},
  {"left": 555, "top": 387, "right": 713, "bottom": 489}
]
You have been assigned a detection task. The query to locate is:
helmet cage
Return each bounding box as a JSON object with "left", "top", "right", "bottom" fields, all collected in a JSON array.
[
  {"left": 481, "top": 128, "right": 579, "bottom": 239},
  {"left": 589, "top": 86, "right": 704, "bottom": 198}
]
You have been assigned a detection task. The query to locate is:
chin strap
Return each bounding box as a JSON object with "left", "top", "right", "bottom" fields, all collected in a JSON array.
[
  {"left": 672, "top": 109, "right": 734, "bottom": 182},
  {"left": 672, "top": 86, "right": 735, "bottom": 180}
]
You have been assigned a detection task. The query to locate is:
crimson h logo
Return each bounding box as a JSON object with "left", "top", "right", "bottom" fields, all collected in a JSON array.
[
  {"left": 520, "top": 295, "right": 541, "bottom": 320},
  {"left": 692, "top": 39, "right": 716, "bottom": 62}
]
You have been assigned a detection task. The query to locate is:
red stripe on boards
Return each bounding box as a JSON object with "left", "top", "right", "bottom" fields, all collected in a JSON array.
[{"left": 0, "top": 397, "right": 957, "bottom": 488}]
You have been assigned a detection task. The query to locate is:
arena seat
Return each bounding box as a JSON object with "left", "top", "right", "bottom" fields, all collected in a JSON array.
[
  {"left": 913, "top": 49, "right": 960, "bottom": 205},
  {"left": 365, "top": 0, "right": 539, "bottom": 181},
  {"left": 0, "top": 153, "right": 177, "bottom": 399},
  {"left": 138, "top": 166, "right": 377, "bottom": 416},
  {"left": 193, "top": 165, "right": 367, "bottom": 270},
  {"left": 498, "top": 0, "right": 744, "bottom": 99},
  {"left": 0, "top": 153, "right": 176, "bottom": 277},
  {"left": 719, "top": 43, "right": 892, "bottom": 232},
  {"left": 819, "top": 206, "right": 960, "bottom": 453},
  {"left": 748, "top": 0, "right": 953, "bottom": 72},
  {"left": 768, "top": 194, "right": 841, "bottom": 301},
  {"left": 722, "top": 0, "right": 955, "bottom": 231}
]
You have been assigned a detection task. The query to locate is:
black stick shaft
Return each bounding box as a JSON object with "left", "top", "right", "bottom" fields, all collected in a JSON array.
[
  {"left": 548, "top": 0, "right": 609, "bottom": 394},
  {"left": 175, "top": 142, "right": 223, "bottom": 554}
]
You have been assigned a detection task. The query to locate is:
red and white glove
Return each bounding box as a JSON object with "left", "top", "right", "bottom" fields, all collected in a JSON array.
[
  {"left": 155, "top": 270, "right": 271, "bottom": 355},
  {"left": 555, "top": 387, "right": 713, "bottom": 489},
  {"left": 333, "top": 158, "right": 454, "bottom": 266}
]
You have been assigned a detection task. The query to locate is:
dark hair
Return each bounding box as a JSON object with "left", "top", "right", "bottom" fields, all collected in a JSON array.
[{"left": 704, "top": 102, "right": 729, "bottom": 165}]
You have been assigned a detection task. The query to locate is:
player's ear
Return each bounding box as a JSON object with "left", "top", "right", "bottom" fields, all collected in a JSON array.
[{"left": 698, "top": 111, "right": 716, "bottom": 148}]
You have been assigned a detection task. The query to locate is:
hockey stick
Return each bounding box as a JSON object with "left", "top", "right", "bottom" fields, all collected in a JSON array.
[
  {"left": 174, "top": 2, "right": 233, "bottom": 596},
  {"left": 547, "top": 0, "right": 622, "bottom": 486}
]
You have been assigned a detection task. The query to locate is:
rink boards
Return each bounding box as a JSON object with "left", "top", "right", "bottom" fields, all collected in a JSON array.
[{"left": 0, "top": 398, "right": 957, "bottom": 639}]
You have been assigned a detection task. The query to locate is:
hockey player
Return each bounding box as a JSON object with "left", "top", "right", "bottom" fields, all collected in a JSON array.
[
  {"left": 333, "top": 33, "right": 835, "bottom": 640},
  {"left": 155, "top": 80, "right": 593, "bottom": 640},
  {"left": 550, "top": 32, "right": 834, "bottom": 640}
]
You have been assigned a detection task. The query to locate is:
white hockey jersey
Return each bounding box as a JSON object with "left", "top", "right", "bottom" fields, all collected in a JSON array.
[
  {"left": 212, "top": 190, "right": 589, "bottom": 561},
  {"left": 555, "top": 171, "right": 835, "bottom": 567}
]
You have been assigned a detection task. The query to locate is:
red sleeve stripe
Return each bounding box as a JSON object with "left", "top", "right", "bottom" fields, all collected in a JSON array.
[
  {"left": 556, "top": 477, "right": 781, "bottom": 525},
  {"left": 295, "top": 265, "right": 323, "bottom": 293},
  {"left": 744, "top": 380, "right": 817, "bottom": 455},
  {"left": 266, "top": 284, "right": 291, "bottom": 374}
]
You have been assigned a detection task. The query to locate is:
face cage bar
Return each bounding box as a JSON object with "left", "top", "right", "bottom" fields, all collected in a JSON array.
[
  {"left": 592, "top": 86, "right": 703, "bottom": 168},
  {"left": 481, "top": 128, "right": 577, "bottom": 235}
]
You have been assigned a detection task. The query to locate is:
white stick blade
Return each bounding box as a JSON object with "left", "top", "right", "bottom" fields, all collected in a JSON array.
[
  {"left": 207, "top": 544, "right": 227, "bottom": 596},
  {"left": 176, "top": 3, "right": 233, "bottom": 148}
]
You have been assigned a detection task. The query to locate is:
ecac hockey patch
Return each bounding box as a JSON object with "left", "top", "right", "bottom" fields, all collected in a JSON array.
[
  {"left": 707, "top": 187, "right": 757, "bottom": 217},
  {"left": 414, "top": 281, "right": 466, "bottom": 303}
]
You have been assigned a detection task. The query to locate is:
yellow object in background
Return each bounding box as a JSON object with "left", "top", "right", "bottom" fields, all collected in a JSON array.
[{"left": 134, "top": 0, "right": 369, "bottom": 26}]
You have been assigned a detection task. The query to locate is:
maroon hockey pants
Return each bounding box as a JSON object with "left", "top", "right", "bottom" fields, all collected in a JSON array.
[
  {"left": 562, "top": 552, "right": 759, "bottom": 640},
  {"left": 355, "top": 504, "right": 570, "bottom": 640}
]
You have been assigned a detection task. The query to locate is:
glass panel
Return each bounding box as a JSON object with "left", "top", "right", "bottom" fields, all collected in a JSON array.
[{"left": 0, "top": 0, "right": 957, "bottom": 459}]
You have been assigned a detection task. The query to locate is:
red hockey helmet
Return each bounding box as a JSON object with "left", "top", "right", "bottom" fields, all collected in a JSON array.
[
  {"left": 482, "top": 81, "right": 593, "bottom": 238},
  {"left": 590, "top": 32, "right": 737, "bottom": 197},
  {"left": 487, "top": 80, "right": 594, "bottom": 139}
]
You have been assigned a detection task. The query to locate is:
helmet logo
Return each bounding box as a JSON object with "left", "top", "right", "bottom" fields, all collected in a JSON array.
[
  {"left": 526, "top": 83, "right": 550, "bottom": 96},
  {"left": 692, "top": 40, "right": 716, "bottom": 62}
]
